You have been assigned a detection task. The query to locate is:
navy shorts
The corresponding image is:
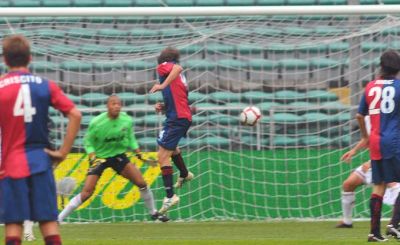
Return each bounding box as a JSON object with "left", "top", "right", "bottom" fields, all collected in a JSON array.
[
  {"left": 371, "top": 157, "right": 400, "bottom": 184},
  {"left": 0, "top": 168, "right": 58, "bottom": 223},
  {"left": 157, "top": 118, "right": 191, "bottom": 151},
  {"left": 87, "top": 153, "right": 130, "bottom": 176}
]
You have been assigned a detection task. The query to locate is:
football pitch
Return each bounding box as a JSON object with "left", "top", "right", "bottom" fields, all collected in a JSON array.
[{"left": 0, "top": 220, "right": 393, "bottom": 244}]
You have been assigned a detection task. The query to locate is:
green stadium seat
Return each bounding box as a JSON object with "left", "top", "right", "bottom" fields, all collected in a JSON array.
[
  {"left": 126, "top": 103, "right": 150, "bottom": 117},
  {"left": 50, "top": 45, "right": 80, "bottom": 56},
  {"left": 273, "top": 136, "right": 299, "bottom": 146},
  {"left": 328, "top": 42, "right": 349, "bottom": 52},
  {"left": 209, "top": 114, "right": 238, "bottom": 125},
  {"left": 50, "top": 116, "right": 68, "bottom": 127},
  {"left": 283, "top": 27, "right": 314, "bottom": 36},
  {"left": 67, "top": 28, "right": 98, "bottom": 39},
  {"left": 279, "top": 59, "right": 309, "bottom": 70},
  {"left": 42, "top": 0, "right": 71, "bottom": 7},
  {"left": 254, "top": 27, "right": 283, "bottom": 37},
  {"left": 360, "top": 0, "right": 377, "bottom": 4},
  {"left": 34, "top": 29, "right": 65, "bottom": 39},
  {"left": 237, "top": 44, "right": 263, "bottom": 56},
  {"left": 80, "top": 44, "right": 111, "bottom": 55},
  {"left": 191, "top": 115, "right": 208, "bottom": 125},
  {"left": 298, "top": 44, "right": 328, "bottom": 54},
  {"left": 81, "top": 92, "right": 108, "bottom": 106},
  {"left": 306, "top": 90, "right": 338, "bottom": 102},
  {"left": 224, "top": 102, "right": 248, "bottom": 115},
  {"left": 313, "top": 26, "right": 346, "bottom": 36},
  {"left": 0, "top": 0, "right": 10, "bottom": 7},
  {"left": 117, "top": 92, "right": 140, "bottom": 105},
  {"left": 23, "top": 17, "right": 54, "bottom": 24},
  {"left": 333, "top": 135, "right": 351, "bottom": 147},
  {"left": 226, "top": 0, "right": 255, "bottom": 5},
  {"left": 217, "top": 59, "right": 247, "bottom": 69},
  {"left": 135, "top": 0, "right": 163, "bottom": 6},
  {"left": 322, "top": 101, "right": 349, "bottom": 114},
  {"left": 138, "top": 137, "right": 158, "bottom": 150},
  {"left": 200, "top": 136, "right": 230, "bottom": 148},
  {"left": 189, "top": 91, "right": 209, "bottom": 103},
  {"left": 310, "top": 58, "right": 341, "bottom": 68},
  {"left": 60, "top": 61, "right": 92, "bottom": 72},
  {"left": 165, "top": 0, "right": 194, "bottom": 6},
  {"left": 330, "top": 112, "right": 351, "bottom": 123},
  {"left": 242, "top": 91, "right": 274, "bottom": 104},
  {"left": 146, "top": 92, "right": 163, "bottom": 104},
  {"left": 271, "top": 113, "right": 304, "bottom": 123},
  {"left": 302, "top": 112, "right": 331, "bottom": 123},
  {"left": 256, "top": 102, "right": 281, "bottom": 113},
  {"left": 241, "top": 136, "right": 268, "bottom": 147},
  {"left": 300, "top": 136, "right": 331, "bottom": 146},
  {"left": 130, "top": 28, "right": 159, "bottom": 38},
  {"left": 81, "top": 115, "right": 93, "bottom": 126},
  {"left": 188, "top": 128, "right": 231, "bottom": 138},
  {"left": 268, "top": 43, "right": 295, "bottom": 54},
  {"left": 184, "top": 59, "right": 216, "bottom": 70},
  {"left": 49, "top": 107, "right": 58, "bottom": 116},
  {"left": 196, "top": 0, "right": 224, "bottom": 6},
  {"left": 97, "top": 29, "right": 130, "bottom": 38},
  {"left": 72, "top": 0, "right": 102, "bottom": 7},
  {"left": 93, "top": 61, "right": 124, "bottom": 71},
  {"left": 248, "top": 59, "right": 277, "bottom": 71},
  {"left": 53, "top": 17, "right": 82, "bottom": 23},
  {"left": 222, "top": 28, "right": 252, "bottom": 39},
  {"left": 142, "top": 114, "right": 163, "bottom": 127},
  {"left": 274, "top": 90, "right": 306, "bottom": 100},
  {"left": 13, "top": 0, "right": 41, "bottom": 7},
  {"left": 30, "top": 61, "right": 58, "bottom": 73},
  {"left": 125, "top": 60, "right": 153, "bottom": 70},
  {"left": 103, "top": 0, "right": 132, "bottom": 7},
  {"left": 382, "top": 0, "right": 400, "bottom": 4},
  {"left": 287, "top": 0, "right": 316, "bottom": 5},
  {"left": 179, "top": 45, "right": 204, "bottom": 55},
  {"left": 112, "top": 45, "right": 139, "bottom": 54},
  {"left": 256, "top": 0, "right": 285, "bottom": 5},
  {"left": 115, "top": 16, "right": 146, "bottom": 24},
  {"left": 159, "top": 28, "right": 191, "bottom": 38},
  {"left": 319, "top": 0, "right": 346, "bottom": 4},
  {"left": 383, "top": 27, "right": 400, "bottom": 36},
  {"left": 361, "top": 42, "right": 387, "bottom": 52},
  {"left": 210, "top": 91, "right": 242, "bottom": 103},
  {"left": 288, "top": 101, "right": 318, "bottom": 113},
  {"left": 206, "top": 43, "right": 236, "bottom": 54}
]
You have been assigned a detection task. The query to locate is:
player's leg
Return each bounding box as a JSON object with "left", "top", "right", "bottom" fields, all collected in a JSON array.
[
  {"left": 23, "top": 220, "right": 36, "bottom": 241},
  {"left": 118, "top": 156, "right": 169, "bottom": 221},
  {"left": 172, "top": 147, "right": 194, "bottom": 189},
  {"left": 336, "top": 164, "right": 368, "bottom": 228},
  {"left": 30, "top": 169, "right": 62, "bottom": 245},
  {"left": 385, "top": 157, "right": 400, "bottom": 239},
  {"left": 1, "top": 177, "right": 30, "bottom": 245},
  {"left": 158, "top": 146, "right": 180, "bottom": 214},
  {"left": 368, "top": 160, "right": 388, "bottom": 242},
  {"left": 58, "top": 175, "right": 99, "bottom": 222}
]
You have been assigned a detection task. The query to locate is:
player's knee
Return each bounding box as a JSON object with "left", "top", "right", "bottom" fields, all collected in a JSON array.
[
  {"left": 81, "top": 188, "right": 95, "bottom": 200},
  {"left": 342, "top": 180, "right": 356, "bottom": 192},
  {"left": 172, "top": 148, "right": 181, "bottom": 156}
]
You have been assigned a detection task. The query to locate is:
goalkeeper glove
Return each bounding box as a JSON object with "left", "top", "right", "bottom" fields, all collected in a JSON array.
[
  {"left": 89, "top": 156, "right": 107, "bottom": 167},
  {"left": 135, "top": 153, "right": 143, "bottom": 160}
]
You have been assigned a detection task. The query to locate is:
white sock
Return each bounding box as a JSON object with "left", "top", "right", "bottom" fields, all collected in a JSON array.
[
  {"left": 58, "top": 194, "right": 82, "bottom": 222},
  {"left": 23, "top": 220, "right": 34, "bottom": 234},
  {"left": 341, "top": 191, "right": 355, "bottom": 225},
  {"left": 139, "top": 187, "right": 157, "bottom": 215}
]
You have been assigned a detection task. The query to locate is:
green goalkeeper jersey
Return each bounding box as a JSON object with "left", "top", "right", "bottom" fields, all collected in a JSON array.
[{"left": 84, "top": 112, "right": 139, "bottom": 158}]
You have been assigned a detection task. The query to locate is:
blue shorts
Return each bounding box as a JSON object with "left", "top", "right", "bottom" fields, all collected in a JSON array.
[
  {"left": 371, "top": 157, "right": 400, "bottom": 184},
  {"left": 157, "top": 118, "right": 191, "bottom": 150},
  {"left": 0, "top": 168, "right": 58, "bottom": 223}
]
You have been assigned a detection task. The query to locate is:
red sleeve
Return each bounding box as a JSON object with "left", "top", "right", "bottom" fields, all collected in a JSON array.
[
  {"left": 157, "top": 62, "right": 174, "bottom": 77},
  {"left": 49, "top": 81, "right": 75, "bottom": 114}
]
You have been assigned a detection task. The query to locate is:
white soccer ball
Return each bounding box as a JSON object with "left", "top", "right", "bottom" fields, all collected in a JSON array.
[{"left": 240, "top": 106, "right": 262, "bottom": 126}]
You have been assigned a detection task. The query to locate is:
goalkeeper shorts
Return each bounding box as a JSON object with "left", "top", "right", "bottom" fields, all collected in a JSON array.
[
  {"left": 87, "top": 153, "right": 129, "bottom": 176},
  {"left": 0, "top": 168, "right": 58, "bottom": 223}
]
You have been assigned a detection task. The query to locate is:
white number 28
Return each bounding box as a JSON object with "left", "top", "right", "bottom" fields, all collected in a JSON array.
[{"left": 13, "top": 84, "right": 37, "bottom": 122}]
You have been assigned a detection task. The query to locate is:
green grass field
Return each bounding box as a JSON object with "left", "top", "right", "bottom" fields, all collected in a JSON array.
[{"left": 1, "top": 220, "right": 397, "bottom": 244}]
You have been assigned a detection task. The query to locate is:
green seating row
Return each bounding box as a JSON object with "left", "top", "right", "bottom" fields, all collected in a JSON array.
[{"left": 0, "top": 0, "right": 388, "bottom": 8}]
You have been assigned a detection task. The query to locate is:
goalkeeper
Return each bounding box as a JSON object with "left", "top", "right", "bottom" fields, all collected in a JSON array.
[{"left": 58, "top": 95, "right": 168, "bottom": 222}]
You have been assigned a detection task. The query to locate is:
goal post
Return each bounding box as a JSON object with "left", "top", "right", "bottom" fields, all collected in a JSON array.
[{"left": 3, "top": 6, "right": 399, "bottom": 221}]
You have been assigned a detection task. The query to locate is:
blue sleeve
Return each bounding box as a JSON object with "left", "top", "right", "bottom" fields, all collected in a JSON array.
[{"left": 358, "top": 94, "right": 368, "bottom": 115}]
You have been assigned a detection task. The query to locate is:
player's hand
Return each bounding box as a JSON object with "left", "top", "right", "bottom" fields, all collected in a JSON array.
[
  {"left": 155, "top": 102, "right": 165, "bottom": 113},
  {"left": 44, "top": 148, "right": 67, "bottom": 165},
  {"left": 149, "top": 84, "right": 163, "bottom": 93},
  {"left": 135, "top": 153, "right": 143, "bottom": 160},
  {"left": 340, "top": 149, "right": 356, "bottom": 163}
]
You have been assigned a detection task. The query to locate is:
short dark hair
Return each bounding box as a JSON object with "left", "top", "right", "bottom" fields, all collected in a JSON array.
[
  {"left": 2, "top": 35, "right": 31, "bottom": 68},
  {"left": 157, "top": 47, "right": 180, "bottom": 64},
  {"left": 380, "top": 49, "right": 400, "bottom": 77}
]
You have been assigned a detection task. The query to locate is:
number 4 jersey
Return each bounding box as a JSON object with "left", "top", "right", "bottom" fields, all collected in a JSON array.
[
  {"left": 0, "top": 70, "right": 74, "bottom": 179},
  {"left": 358, "top": 78, "right": 400, "bottom": 160}
]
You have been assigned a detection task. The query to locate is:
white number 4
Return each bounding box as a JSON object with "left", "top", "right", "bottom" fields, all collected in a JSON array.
[{"left": 13, "top": 84, "right": 36, "bottom": 122}]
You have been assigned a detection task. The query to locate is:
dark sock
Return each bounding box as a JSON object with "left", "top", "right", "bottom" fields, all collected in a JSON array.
[
  {"left": 172, "top": 153, "right": 189, "bottom": 178},
  {"left": 45, "top": 234, "right": 62, "bottom": 245},
  {"left": 161, "top": 166, "right": 174, "bottom": 198},
  {"left": 6, "top": 236, "right": 21, "bottom": 245},
  {"left": 390, "top": 192, "right": 400, "bottom": 228},
  {"left": 370, "top": 194, "right": 383, "bottom": 235}
]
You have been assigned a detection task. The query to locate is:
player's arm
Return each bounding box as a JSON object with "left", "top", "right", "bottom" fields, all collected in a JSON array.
[
  {"left": 83, "top": 121, "right": 103, "bottom": 164},
  {"left": 45, "top": 107, "right": 81, "bottom": 164},
  {"left": 149, "top": 64, "right": 183, "bottom": 93},
  {"left": 340, "top": 135, "right": 369, "bottom": 163}
]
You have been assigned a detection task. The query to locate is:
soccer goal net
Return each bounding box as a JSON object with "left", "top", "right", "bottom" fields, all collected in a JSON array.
[{"left": 4, "top": 6, "right": 399, "bottom": 222}]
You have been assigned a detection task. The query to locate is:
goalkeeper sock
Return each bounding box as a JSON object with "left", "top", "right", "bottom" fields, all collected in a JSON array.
[
  {"left": 341, "top": 192, "right": 355, "bottom": 225},
  {"left": 161, "top": 166, "right": 174, "bottom": 198},
  {"left": 390, "top": 192, "right": 400, "bottom": 228},
  {"left": 370, "top": 194, "right": 383, "bottom": 235},
  {"left": 139, "top": 186, "right": 157, "bottom": 215},
  {"left": 172, "top": 153, "right": 189, "bottom": 178},
  {"left": 44, "top": 235, "right": 62, "bottom": 245},
  {"left": 6, "top": 237, "right": 21, "bottom": 245},
  {"left": 58, "top": 194, "right": 82, "bottom": 222}
]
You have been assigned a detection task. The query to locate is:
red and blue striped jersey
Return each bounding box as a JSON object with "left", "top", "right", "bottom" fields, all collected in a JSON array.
[
  {"left": 358, "top": 78, "right": 400, "bottom": 160},
  {"left": 157, "top": 62, "right": 192, "bottom": 121},
  {"left": 0, "top": 70, "right": 74, "bottom": 179}
]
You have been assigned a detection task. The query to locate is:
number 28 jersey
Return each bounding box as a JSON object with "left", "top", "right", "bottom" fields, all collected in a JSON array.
[
  {"left": 358, "top": 78, "right": 400, "bottom": 160},
  {"left": 0, "top": 70, "right": 74, "bottom": 179}
]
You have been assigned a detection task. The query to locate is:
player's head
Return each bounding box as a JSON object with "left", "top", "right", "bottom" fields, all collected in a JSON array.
[
  {"left": 2, "top": 34, "right": 31, "bottom": 68},
  {"left": 157, "top": 47, "right": 180, "bottom": 64},
  {"left": 107, "top": 94, "right": 122, "bottom": 119},
  {"left": 380, "top": 49, "right": 400, "bottom": 78}
]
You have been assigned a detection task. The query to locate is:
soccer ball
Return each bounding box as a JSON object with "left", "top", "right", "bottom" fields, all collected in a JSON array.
[{"left": 240, "top": 106, "right": 262, "bottom": 126}]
